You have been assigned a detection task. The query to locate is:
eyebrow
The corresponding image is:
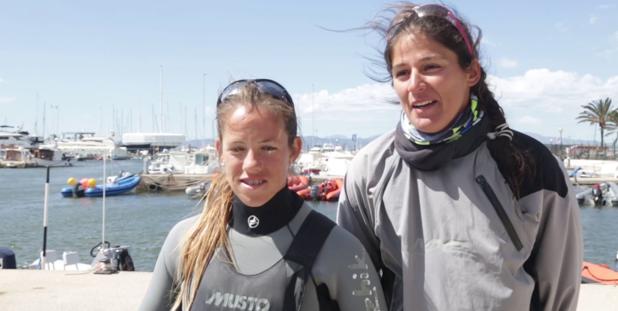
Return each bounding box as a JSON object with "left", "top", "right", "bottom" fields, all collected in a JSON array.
[
  {"left": 393, "top": 55, "right": 447, "bottom": 68},
  {"left": 227, "top": 138, "right": 278, "bottom": 145}
]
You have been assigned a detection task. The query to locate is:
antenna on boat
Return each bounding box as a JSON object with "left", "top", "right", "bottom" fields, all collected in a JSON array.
[
  {"left": 41, "top": 166, "right": 50, "bottom": 270},
  {"left": 160, "top": 65, "right": 164, "bottom": 133},
  {"left": 202, "top": 73, "right": 207, "bottom": 143},
  {"left": 102, "top": 155, "right": 107, "bottom": 248}
]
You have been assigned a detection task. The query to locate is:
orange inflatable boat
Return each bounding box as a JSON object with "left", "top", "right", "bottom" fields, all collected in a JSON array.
[
  {"left": 287, "top": 175, "right": 310, "bottom": 192},
  {"left": 581, "top": 261, "right": 618, "bottom": 285}
]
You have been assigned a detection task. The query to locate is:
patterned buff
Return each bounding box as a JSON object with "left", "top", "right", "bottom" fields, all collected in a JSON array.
[{"left": 400, "top": 95, "right": 484, "bottom": 145}]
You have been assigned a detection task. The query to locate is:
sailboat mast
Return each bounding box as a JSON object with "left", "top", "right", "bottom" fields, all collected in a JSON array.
[
  {"left": 202, "top": 73, "right": 207, "bottom": 142},
  {"left": 102, "top": 156, "right": 106, "bottom": 246},
  {"left": 160, "top": 65, "right": 164, "bottom": 133}
]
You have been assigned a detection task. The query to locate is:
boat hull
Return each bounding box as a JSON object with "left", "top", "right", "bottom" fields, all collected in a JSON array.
[{"left": 84, "top": 175, "right": 141, "bottom": 197}]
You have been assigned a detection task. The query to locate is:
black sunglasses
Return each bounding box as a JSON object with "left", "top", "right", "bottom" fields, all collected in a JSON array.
[{"left": 216, "top": 79, "right": 295, "bottom": 107}]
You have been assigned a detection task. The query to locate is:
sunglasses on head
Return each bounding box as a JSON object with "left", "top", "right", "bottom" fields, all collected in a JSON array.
[
  {"left": 216, "top": 79, "right": 295, "bottom": 107},
  {"left": 412, "top": 4, "right": 475, "bottom": 57}
]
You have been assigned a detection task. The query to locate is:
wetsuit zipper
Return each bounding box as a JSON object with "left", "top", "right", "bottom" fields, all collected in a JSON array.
[{"left": 475, "top": 175, "right": 523, "bottom": 251}]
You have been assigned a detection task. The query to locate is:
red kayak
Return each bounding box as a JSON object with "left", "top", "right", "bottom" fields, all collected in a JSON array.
[{"left": 581, "top": 261, "right": 618, "bottom": 285}]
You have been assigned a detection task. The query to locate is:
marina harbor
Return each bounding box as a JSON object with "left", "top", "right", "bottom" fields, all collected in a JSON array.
[{"left": 2, "top": 127, "right": 618, "bottom": 310}]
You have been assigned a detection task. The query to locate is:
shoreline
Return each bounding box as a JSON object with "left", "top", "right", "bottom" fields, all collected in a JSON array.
[{"left": 0, "top": 270, "right": 616, "bottom": 310}]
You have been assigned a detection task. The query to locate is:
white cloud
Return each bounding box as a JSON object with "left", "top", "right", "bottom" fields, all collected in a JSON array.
[
  {"left": 0, "top": 96, "right": 17, "bottom": 104},
  {"left": 291, "top": 70, "right": 618, "bottom": 139},
  {"left": 496, "top": 57, "right": 518, "bottom": 69},
  {"left": 294, "top": 83, "right": 398, "bottom": 114},
  {"left": 489, "top": 69, "right": 618, "bottom": 140},
  {"left": 0, "top": 77, "right": 4, "bottom": 84},
  {"left": 589, "top": 15, "right": 598, "bottom": 24},
  {"left": 292, "top": 83, "right": 401, "bottom": 137}
]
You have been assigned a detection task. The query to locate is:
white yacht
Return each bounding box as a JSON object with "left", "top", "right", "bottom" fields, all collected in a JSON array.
[
  {"left": 0, "top": 146, "right": 35, "bottom": 168},
  {"left": 141, "top": 146, "right": 218, "bottom": 192},
  {"left": 0, "top": 125, "right": 42, "bottom": 149},
  {"left": 55, "top": 132, "right": 130, "bottom": 160},
  {"left": 294, "top": 143, "right": 354, "bottom": 178},
  {"left": 31, "top": 142, "right": 72, "bottom": 167},
  {"left": 146, "top": 146, "right": 217, "bottom": 175}
]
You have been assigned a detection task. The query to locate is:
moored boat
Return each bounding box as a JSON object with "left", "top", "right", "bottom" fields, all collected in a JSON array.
[
  {"left": 61, "top": 172, "right": 141, "bottom": 197},
  {"left": 296, "top": 178, "right": 343, "bottom": 201},
  {"left": 287, "top": 175, "right": 310, "bottom": 192},
  {"left": 581, "top": 261, "right": 618, "bottom": 285},
  {"left": 84, "top": 174, "right": 141, "bottom": 197}
]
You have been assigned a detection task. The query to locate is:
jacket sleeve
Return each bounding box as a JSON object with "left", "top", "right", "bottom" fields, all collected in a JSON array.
[
  {"left": 524, "top": 160, "right": 582, "bottom": 311},
  {"left": 139, "top": 220, "right": 190, "bottom": 311}
]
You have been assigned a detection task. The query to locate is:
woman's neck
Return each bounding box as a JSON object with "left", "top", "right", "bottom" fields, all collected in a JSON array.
[{"left": 230, "top": 187, "right": 303, "bottom": 235}]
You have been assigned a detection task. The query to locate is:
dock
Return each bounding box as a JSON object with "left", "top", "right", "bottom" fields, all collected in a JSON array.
[
  {"left": 138, "top": 173, "right": 213, "bottom": 192},
  {"left": 0, "top": 270, "right": 617, "bottom": 310},
  {"left": 570, "top": 177, "right": 618, "bottom": 185}
]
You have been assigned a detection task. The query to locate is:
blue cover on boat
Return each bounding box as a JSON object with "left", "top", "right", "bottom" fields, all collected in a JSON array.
[{"left": 84, "top": 174, "right": 141, "bottom": 197}]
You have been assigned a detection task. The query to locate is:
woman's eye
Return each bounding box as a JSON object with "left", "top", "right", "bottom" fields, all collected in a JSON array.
[
  {"left": 263, "top": 145, "right": 277, "bottom": 152},
  {"left": 229, "top": 146, "right": 245, "bottom": 153},
  {"left": 394, "top": 69, "right": 410, "bottom": 78},
  {"left": 423, "top": 64, "right": 441, "bottom": 72}
]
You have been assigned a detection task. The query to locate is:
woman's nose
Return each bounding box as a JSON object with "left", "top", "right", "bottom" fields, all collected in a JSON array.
[
  {"left": 407, "top": 71, "right": 426, "bottom": 93},
  {"left": 242, "top": 149, "right": 261, "bottom": 172}
]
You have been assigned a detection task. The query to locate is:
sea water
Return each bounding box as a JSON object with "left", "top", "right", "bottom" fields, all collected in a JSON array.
[{"left": 0, "top": 159, "right": 616, "bottom": 271}]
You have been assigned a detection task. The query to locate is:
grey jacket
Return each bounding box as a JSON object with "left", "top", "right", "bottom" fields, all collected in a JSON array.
[
  {"left": 140, "top": 204, "right": 386, "bottom": 311},
  {"left": 337, "top": 130, "right": 582, "bottom": 311}
]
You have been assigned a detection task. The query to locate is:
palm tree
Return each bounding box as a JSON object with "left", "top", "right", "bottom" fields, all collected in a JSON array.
[
  {"left": 577, "top": 98, "right": 613, "bottom": 148},
  {"left": 605, "top": 108, "right": 618, "bottom": 157}
]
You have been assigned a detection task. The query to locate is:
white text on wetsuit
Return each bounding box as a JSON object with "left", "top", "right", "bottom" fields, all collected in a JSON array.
[
  {"left": 205, "top": 291, "right": 270, "bottom": 311},
  {"left": 350, "top": 252, "right": 382, "bottom": 311}
]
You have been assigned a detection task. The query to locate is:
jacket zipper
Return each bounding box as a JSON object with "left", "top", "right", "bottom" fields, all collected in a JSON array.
[{"left": 475, "top": 175, "right": 523, "bottom": 251}]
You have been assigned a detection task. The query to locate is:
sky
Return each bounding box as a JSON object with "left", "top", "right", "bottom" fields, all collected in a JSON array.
[{"left": 1, "top": 0, "right": 618, "bottom": 144}]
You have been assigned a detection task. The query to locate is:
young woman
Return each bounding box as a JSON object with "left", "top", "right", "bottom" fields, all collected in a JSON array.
[
  {"left": 140, "top": 79, "right": 386, "bottom": 311},
  {"left": 337, "top": 3, "right": 582, "bottom": 311}
]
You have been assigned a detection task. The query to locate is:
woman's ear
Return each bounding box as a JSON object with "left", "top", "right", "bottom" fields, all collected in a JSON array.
[
  {"left": 215, "top": 139, "right": 222, "bottom": 158},
  {"left": 290, "top": 137, "right": 302, "bottom": 162},
  {"left": 466, "top": 59, "right": 482, "bottom": 87}
]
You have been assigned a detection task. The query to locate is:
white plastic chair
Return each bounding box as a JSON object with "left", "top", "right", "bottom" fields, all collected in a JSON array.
[
  {"left": 62, "top": 251, "right": 80, "bottom": 271},
  {"left": 40, "top": 250, "right": 58, "bottom": 270}
]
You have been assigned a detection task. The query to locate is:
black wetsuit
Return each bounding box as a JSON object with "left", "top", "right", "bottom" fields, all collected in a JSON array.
[{"left": 140, "top": 188, "right": 386, "bottom": 311}]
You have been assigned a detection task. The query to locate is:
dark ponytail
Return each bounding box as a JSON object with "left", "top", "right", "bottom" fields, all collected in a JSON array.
[{"left": 473, "top": 68, "right": 535, "bottom": 198}]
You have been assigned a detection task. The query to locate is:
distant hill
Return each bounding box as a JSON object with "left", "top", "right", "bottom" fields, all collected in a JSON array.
[
  {"left": 523, "top": 132, "right": 596, "bottom": 146},
  {"left": 184, "top": 131, "right": 599, "bottom": 151},
  {"left": 185, "top": 134, "right": 377, "bottom": 151}
]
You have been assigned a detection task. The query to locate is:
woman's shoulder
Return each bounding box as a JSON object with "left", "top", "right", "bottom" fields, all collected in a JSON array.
[
  {"left": 164, "top": 214, "right": 201, "bottom": 246},
  {"left": 355, "top": 130, "right": 396, "bottom": 160},
  {"left": 510, "top": 131, "right": 568, "bottom": 198},
  {"left": 313, "top": 221, "right": 375, "bottom": 276},
  {"left": 294, "top": 205, "right": 364, "bottom": 253},
  {"left": 347, "top": 130, "right": 398, "bottom": 179},
  {"left": 511, "top": 131, "right": 554, "bottom": 159}
]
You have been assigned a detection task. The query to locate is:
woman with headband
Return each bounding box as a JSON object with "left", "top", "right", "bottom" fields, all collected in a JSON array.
[
  {"left": 140, "top": 79, "right": 386, "bottom": 310},
  {"left": 337, "top": 3, "right": 582, "bottom": 310}
]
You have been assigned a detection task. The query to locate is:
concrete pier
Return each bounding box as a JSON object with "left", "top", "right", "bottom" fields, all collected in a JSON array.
[
  {"left": 0, "top": 270, "right": 616, "bottom": 310},
  {"left": 0, "top": 270, "right": 151, "bottom": 311}
]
